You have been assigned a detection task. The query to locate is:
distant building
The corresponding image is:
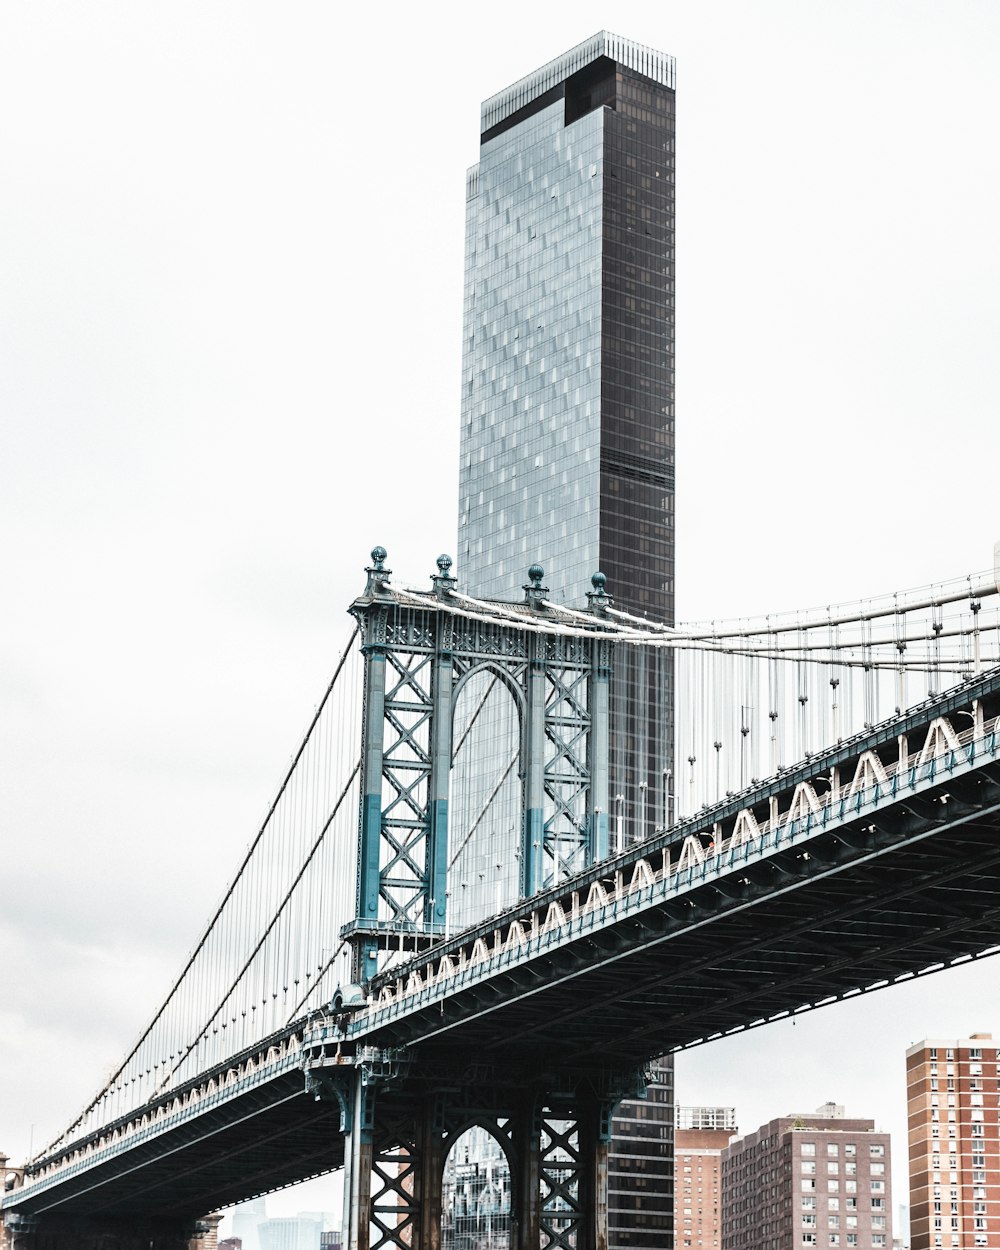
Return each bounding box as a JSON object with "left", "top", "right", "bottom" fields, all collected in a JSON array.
[
  {"left": 609, "top": 1057, "right": 674, "bottom": 1249},
  {"left": 258, "top": 1216, "right": 323, "bottom": 1250},
  {"left": 675, "top": 1106, "right": 736, "bottom": 1250},
  {"left": 722, "top": 1104, "right": 892, "bottom": 1250},
  {"left": 906, "top": 1033, "right": 1000, "bottom": 1250},
  {"left": 442, "top": 1125, "right": 511, "bottom": 1250},
  {"left": 319, "top": 1233, "right": 341, "bottom": 1250},
  {"left": 218, "top": 1240, "right": 242, "bottom": 1250},
  {"left": 231, "top": 1198, "right": 266, "bottom": 1250}
]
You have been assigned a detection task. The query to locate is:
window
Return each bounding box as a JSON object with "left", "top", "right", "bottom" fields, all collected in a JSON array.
[
  {"left": 828, "top": 1182, "right": 839, "bottom": 1194},
  {"left": 827, "top": 1144, "right": 839, "bottom": 1156},
  {"left": 846, "top": 1238, "right": 857, "bottom": 1248},
  {"left": 869, "top": 1144, "right": 885, "bottom": 1157},
  {"left": 803, "top": 1216, "right": 817, "bottom": 1228},
  {"left": 829, "top": 1238, "right": 839, "bottom": 1247},
  {"left": 802, "top": 1198, "right": 817, "bottom": 1210},
  {"left": 845, "top": 1199, "right": 857, "bottom": 1212},
  {"left": 846, "top": 1217, "right": 857, "bottom": 1230},
  {"left": 971, "top": 1047, "right": 983, "bottom": 1060},
  {"left": 872, "top": 1217, "right": 886, "bottom": 1230},
  {"left": 871, "top": 1181, "right": 884, "bottom": 1193},
  {"left": 871, "top": 1163, "right": 885, "bottom": 1176},
  {"left": 803, "top": 1237, "right": 817, "bottom": 1247},
  {"left": 802, "top": 1162, "right": 816, "bottom": 1175},
  {"left": 802, "top": 1143, "right": 816, "bottom": 1157},
  {"left": 828, "top": 1217, "right": 840, "bottom": 1229},
  {"left": 828, "top": 1198, "right": 839, "bottom": 1211},
  {"left": 803, "top": 1180, "right": 816, "bottom": 1192},
  {"left": 844, "top": 1143, "right": 856, "bottom": 1157},
  {"left": 872, "top": 1237, "right": 885, "bottom": 1248},
  {"left": 827, "top": 1163, "right": 839, "bottom": 1175}
]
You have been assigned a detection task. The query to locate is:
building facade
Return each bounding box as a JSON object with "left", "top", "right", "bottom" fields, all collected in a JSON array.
[
  {"left": 722, "top": 1105, "right": 892, "bottom": 1250},
  {"left": 906, "top": 1033, "right": 1000, "bottom": 1250},
  {"left": 609, "top": 1058, "right": 675, "bottom": 1250},
  {"left": 675, "top": 1106, "right": 736, "bottom": 1250},
  {"left": 458, "top": 30, "right": 677, "bottom": 848}
]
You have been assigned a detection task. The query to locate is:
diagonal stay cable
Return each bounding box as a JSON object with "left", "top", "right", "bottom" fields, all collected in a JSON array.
[{"left": 44, "top": 625, "right": 360, "bottom": 1154}]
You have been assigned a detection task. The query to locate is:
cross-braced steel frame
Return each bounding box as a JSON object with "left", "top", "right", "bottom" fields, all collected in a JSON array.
[{"left": 342, "top": 551, "right": 616, "bottom": 986}]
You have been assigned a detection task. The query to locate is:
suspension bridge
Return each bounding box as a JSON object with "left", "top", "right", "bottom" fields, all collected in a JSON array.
[{"left": 4, "top": 547, "right": 1000, "bottom": 1250}]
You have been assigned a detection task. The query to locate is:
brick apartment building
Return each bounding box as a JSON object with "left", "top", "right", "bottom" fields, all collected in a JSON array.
[
  {"left": 675, "top": 1106, "right": 736, "bottom": 1250},
  {"left": 722, "top": 1103, "right": 892, "bottom": 1250},
  {"left": 906, "top": 1033, "right": 1000, "bottom": 1250}
]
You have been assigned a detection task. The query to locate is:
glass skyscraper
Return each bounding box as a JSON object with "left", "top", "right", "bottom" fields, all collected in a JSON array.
[
  {"left": 459, "top": 30, "right": 675, "bottom": 624},
  {"left": 457, "top": 32, "right": 677, "bottom": 1250}
]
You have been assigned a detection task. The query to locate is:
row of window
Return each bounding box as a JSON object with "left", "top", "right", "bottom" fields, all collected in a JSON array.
[
  {"left": 800, "top": 1162, "right": 885, "bottom": 1175},
  {"left": 802, "top": 1235, "right": 885, "bottom": 1247},
  {"left": 802, "top": 1181, "right": 884, "bottom": 1194},
  {"left": 928, "top": 1047, "right": 990, "bottom": 1060},
  {"left": 802, "top": 1197, "right": 884, "bottom": 1211},
  {"left": 800, "top": 1143, "right": 884, "bottom": 1157},
  {"left": 802, "top": 1215, "right": 887, "bottom": 1230}
]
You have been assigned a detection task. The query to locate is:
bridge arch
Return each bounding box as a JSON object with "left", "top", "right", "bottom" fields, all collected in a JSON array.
[
  {"left": 450, "top": 668, "right": 523, "bottom": 932},
  {"left": 441, "top": 1122, "right": 513, "bottom": 1250}
]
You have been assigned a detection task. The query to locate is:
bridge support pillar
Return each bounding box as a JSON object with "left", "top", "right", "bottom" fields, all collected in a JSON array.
[
  {"left": 513, "top": 1093, "right": 542, "bottom": 1250},
  {"left": 576, "top": 1095, "right": 611, "bottom": 1250},
  {"left": 1, "top": 1215, "right": 197, "bottom": 1250},
  {"left": 344, "top": 1072, "right": 375, "bottom": 1250}
]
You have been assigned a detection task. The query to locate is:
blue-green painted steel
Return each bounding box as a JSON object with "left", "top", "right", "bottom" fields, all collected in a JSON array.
[
  {"left": 425, "top": 650, "right": 454, "bottom": 930},
  {"left": 588, "top": 645, "right": 611, "bottom": 863},
  {"left": 356, "top": 647, "right": 386, "bottom": 981},
  {"left": 523, "top": 654, "right": 547, "bottom": 896}
]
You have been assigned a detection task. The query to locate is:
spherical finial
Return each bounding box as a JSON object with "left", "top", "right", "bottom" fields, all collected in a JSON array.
[
  {"left": 592, "top": 571, "right": 607, "bottom": 592},
  {"left": 371, "top": 546, "right": 387, "bottom": 569},
  {"left": 436, "top": 554, "right": 453, "bottom": 574},
  {"left": 528, "top": 563, "right": 544, "bottom": 586}
]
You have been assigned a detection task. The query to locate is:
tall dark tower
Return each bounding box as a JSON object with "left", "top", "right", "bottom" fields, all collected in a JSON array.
[{"left": 458, "top": 32, "right": 677, "bottom": 1250}]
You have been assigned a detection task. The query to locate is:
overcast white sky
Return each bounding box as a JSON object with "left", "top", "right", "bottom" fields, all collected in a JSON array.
[{"left": 2, "top": 0, "right": 999, "bottom": 1229}]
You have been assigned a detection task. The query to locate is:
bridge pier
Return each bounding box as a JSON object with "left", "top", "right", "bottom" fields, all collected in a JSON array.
[
  {"left": 1, "top": 1214, "right": 203, "bottom": 1250},
  {"left": 339, "top": 1063, "right": 631, "bottom": 1250}
]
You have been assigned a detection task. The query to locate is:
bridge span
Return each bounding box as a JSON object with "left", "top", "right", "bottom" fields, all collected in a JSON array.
[{"left": 6, "top": 555, "right": 1000, "bottom": 1250}]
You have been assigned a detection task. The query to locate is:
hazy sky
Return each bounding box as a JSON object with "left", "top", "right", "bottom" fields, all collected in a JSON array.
[{"left": 2, "top": 0, "right": 999, "bottom": 1227}]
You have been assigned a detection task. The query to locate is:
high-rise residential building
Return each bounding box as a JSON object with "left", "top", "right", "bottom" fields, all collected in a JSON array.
[
  {"left": 457, "top": 34, "right": 678, "bottom": 1250},
  {"left": 458, "top": 29, "right": 677, "bottom": 849},
  {"left": 722, "top": 1104, "right": 892, "bottom": 1250},
  {"left": 675, "top": 1106, "right": 737, "bottom": 1250},
  {"left": 459, "top": 29, "right": 675, "bottom": 616},
  {"left": 609, "top": 1057, "right": 675, "bottom": 1250},
  {"left": 906, "top": 1033, "right": 1000, "bottom": 1250}
]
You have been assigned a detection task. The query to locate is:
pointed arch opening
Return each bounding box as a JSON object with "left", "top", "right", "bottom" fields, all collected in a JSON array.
[
  {"left": 442, "top": 1124, "right": 512, "bottom": 1250},
  {"left": 449, "top": 666, "right": 523, "bottom": 931}
]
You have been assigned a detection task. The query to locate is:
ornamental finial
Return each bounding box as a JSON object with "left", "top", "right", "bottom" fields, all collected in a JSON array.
[
  {"left": 523, "top": 563, "right": 548, "bottom": 609},
  {"left": 587, "top": 570, "right": 613, "bottom": 615},
  {"left": 431, "top": 553, "right": 457, "bottom": 598},
  {"left": 363, "top": 546, "right": 392, "bottom": 597}
]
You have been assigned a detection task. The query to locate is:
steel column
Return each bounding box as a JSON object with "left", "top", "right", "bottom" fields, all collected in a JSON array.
[{"left": 523, "top": 647, "right": 547, "bottom": 898}]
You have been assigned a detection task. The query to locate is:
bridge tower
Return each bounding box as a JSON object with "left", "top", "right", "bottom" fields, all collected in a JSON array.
[
  {"left": 329, "top": 550, "right": 639, "bottom": 1250},
  {"left": 341, "top": 548, "right": 616, "bottom": 985}
]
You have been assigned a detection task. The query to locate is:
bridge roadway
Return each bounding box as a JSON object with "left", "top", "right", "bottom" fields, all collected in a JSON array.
[{"left": 7, "top": 669, "right": 1000, "bottom": 1231}]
